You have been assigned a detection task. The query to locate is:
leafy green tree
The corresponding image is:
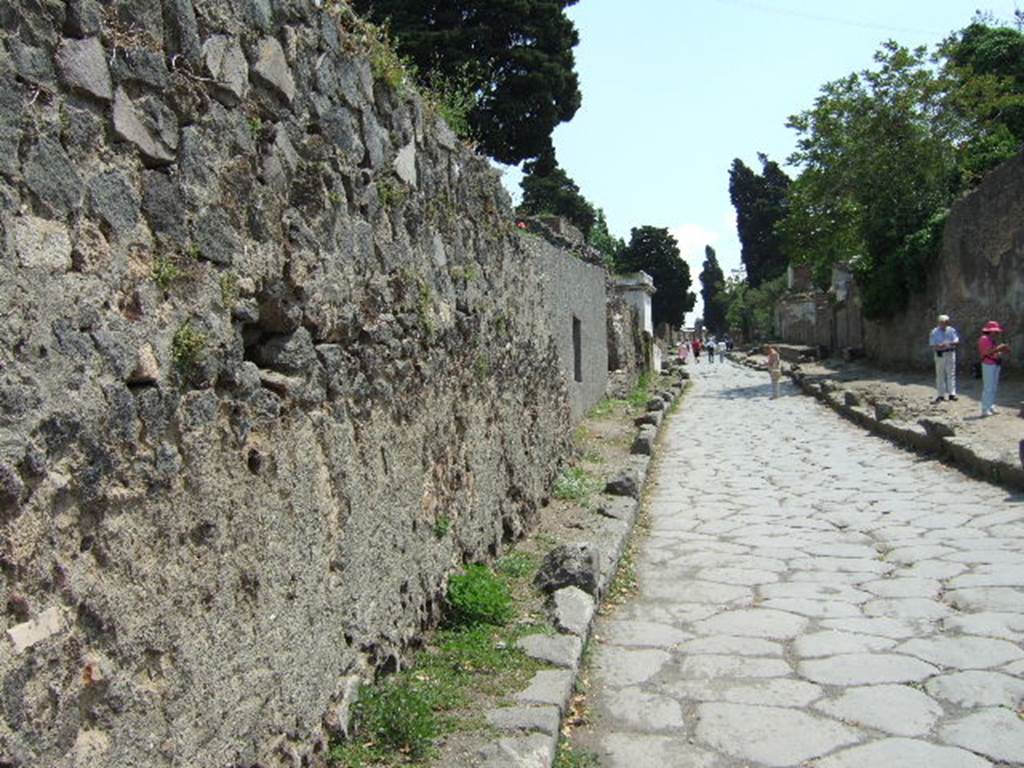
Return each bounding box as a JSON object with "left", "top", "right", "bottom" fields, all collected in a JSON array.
[
  {"left": 728, "top": 154, "right": 791, "bottom": 287},
  {"left": 781, "top": 42, "right": 961, "bottom": 318},
  {"left": 588, "top": 208, "right": 625, "bottom": 269},
  {"left": 618, "top": 227, "right": 696, "bottom": 328},
  {"left": 718, "top": 272, "right": 787, "bottom": 341},
  {"left": 699, "top": 245, "right": 726, "bottom": 334},
  {"left": 351, "top": 0, "right": 582, "bottom": 164},
  {"left": 518, "top": 148, "right": 596, "bottom": 235},
  {"left": 940, "top": 21, "right": 1024, "bottom": 179}
]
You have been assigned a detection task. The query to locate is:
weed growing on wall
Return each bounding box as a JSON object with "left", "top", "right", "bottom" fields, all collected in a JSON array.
[
  {"left": 151, "top": 255, "right": 182, "bottom": 291},
  {"left": 171, "top": 321, "right": 207, "bottom": 374}
]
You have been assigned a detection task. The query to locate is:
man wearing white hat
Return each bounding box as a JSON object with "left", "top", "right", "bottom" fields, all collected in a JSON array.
[{"left": 929, "top": 313, "right": 959, "bottom": 403}]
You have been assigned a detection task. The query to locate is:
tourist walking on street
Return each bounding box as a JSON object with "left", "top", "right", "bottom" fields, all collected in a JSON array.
[
  {"left": 766, "top": 344, "right": 782, "bottom": 399},
  {"left": 929, "top": 313, "right": 960, "bottom": 402},
  {"left": 706, "top": 338, "right": 716, "bottom": 363},
  {"left": 692, "top": 338, "right": 702, "bottom": 363},
  {"left": 978, "top": 320, "right": 1010, "bottom": 417}
]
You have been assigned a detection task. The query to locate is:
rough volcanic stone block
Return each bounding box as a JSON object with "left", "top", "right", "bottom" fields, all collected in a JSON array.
[{"left": 535, "top": 543, "right": 600, "bottom": 595}]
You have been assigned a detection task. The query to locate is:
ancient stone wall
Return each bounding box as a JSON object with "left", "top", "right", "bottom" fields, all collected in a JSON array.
[
  {"left": 864, "top": 151, "right": 1024, "bottom": 370},
  {"left": 0, "top": 3, "right": 571, "bottom": 767},
  {"left": 528, "top": 234, "right": 608, "bottom": 423}
]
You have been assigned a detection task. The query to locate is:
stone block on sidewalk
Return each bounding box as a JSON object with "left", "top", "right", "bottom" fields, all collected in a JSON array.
[
  {"left": 605, "top": 470, "right": 639, "bottom": 498},
  {"left": 919, "top": 417, "right": 955, "bottom": 439},
  {"left": 515, "top": 669, "right": 575, "bottom": 711},
  {"left": 843, "top": 391, "right": 861, "bottom": 407},
  {"left": 485, "top": 705, "right": 561, "bottom": 736},
  {"left": 516, "top": 633, "right": 583, "bottom": 670},
  {"left": 631, "top": 425, "right": 657, "bottom": 456},
  {"left": 534, "top": 543, "right": 600, "bottom": 595},
  {"left": 875, "top": 402, "right": 895, "bottom": 421},
  {"left": 551, "top": 586, "right": 596, "bottom": 637},
  {"left": 477, "top": 733, "right": 556, "bottom": 768}
]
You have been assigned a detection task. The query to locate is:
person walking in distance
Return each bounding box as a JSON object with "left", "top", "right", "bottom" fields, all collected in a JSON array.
[
  {"left": 766, "top": 345, "right": 782, "bottom": 399},
  {"left": 706, "top": 338, "right": 716, "bottom": 364},
  {"left": 978, "top": 320, "right": 1010, "bottom": 417},
  {"left": 929, "top": 313, "right": 959, "bottom": 403},
  {"left": 692, "top": 337, "right": 702, "bottom": 363}
]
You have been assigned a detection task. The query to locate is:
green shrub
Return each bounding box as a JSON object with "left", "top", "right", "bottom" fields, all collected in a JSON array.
[
  {"left": 152, "top": 255, "right": 182, "bottom": 290},
  {"left": 496, "top": 551, "right": 538, "bottom": 579},
  {"left": 447, "top": 564, "right": 513, "bottom": 627}
]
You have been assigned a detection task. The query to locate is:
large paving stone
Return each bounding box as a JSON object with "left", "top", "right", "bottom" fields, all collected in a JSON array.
[
  {"left": 819, "top": 616, "right": 920, "bottom": 638},
  {"left": 816, "top": 738, "right": 992, "bottom": 768},
  {"left": 759, "top": 581, "right": 871, "bottom": 602},
  {"left": 896, "top": 636, "right": 1024, "bottom": 669},
  {"left": 939, "top": 708, "right": 1024, "bottom": 763},
  {"left": 677, "top": 654, "right": 792, "bottom": 680},
  {"left": 813, "top": 684, "right": 943, "bottom": 736},
  {"left": 592, "top": 646, "right": 671, "bottom": 687},
  {"left": 760, "top": 598, "right": 864, "bottom": 618},
  {"left": 597, "top": 733, "right": 721, "bottom": 768},
  {"left": 691, "top": 608, "right": 808, "bottom": 639},
  {"left": 864, "top": 597, "right": 953, "bottom": 621},
  {"left": 645, "top": 579, "right": 752, "bottom": 604},
  {"left": 942, "top": 612, "right": 1024, "bottom": 641},
  {"left": 862, "top": 578, "right": 941, "bottom": 599},
  {"left": 551, "top": 587, "right": 595, "bottom": 637},
  {"left": 799, "top": 653, "right": 938, "bottom": 685},
  {"left": 697, "top": 567, "right": 781, "bottom": 585},
  {"left": 695, "top": 703, "right": 863, "bottom": 767},
  {"left": 598, "top": 687, "right": 685, "bottom": 732},
  {"left": 663, "top": 677, "right": 824, "bottom": 707},
  {"left": 945, "top": 587, "right": 1024, "bottom": 613},
  {"left": 925, "top": 670, "right": 1024, "bottom": 708},
  {"left": 793, "top": 630, "right": 896, "bottom": 658},
  {"left": 676, "top": 635, "right": 783, "bottom": 657},
  {"left": 599, "top": 620, "right": 691, "bottom": 648}
]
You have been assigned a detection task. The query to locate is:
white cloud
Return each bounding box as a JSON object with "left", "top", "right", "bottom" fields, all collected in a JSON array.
[{"left": 669, "top": 223, "right": 721, "bottom": 264}]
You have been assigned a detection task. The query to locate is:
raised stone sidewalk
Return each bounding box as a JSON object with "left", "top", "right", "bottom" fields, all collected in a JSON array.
[{"left": 476, "top": 374, "right": 689, "bottom": 767}]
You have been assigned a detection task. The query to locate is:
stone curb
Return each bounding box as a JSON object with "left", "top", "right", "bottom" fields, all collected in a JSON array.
[
  {"left": 478, "top": 372, "right": 688, "bottom": 767},
  {"left": 735, "top": 356, "right": 1024, "bottom": 493}
]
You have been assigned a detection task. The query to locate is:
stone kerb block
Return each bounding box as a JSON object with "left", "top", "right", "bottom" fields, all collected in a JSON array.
[
  {"left": 843, "top": 391, "right": 861, "bottom": 407},
  {"left": 605, "top": 470, "right": 639, "bottom": 499},
  {"left": 919, "top": 417, "right": 956, "bottom": 439},
  {"left": 534, "top": 543, "right": 601, "bottom": 596},
  {"left": 631, "top": 425, "right": 657, "bottom": 456},
  {"left": 634, "top": 411, "right": 662, "bottom": 428},
  {"left": 646, "top": 398, "right": 665, "bottom": 412},
  {"left": 875, "top": 402, "right": 895, "bottom": 421},
  {"left": 551, "top": 586, "right": 596, "bottom": 637}
]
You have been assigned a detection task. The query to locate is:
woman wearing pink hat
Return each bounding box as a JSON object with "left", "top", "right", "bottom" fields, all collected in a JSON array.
[{"left": 978, "top": 321, "right": 1010, "bottom": 416}]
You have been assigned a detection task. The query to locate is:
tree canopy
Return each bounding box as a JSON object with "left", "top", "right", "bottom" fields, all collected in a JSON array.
[
  {"left": 617, "top": 227, "right": 696, "bottom": 328},
  {"left": 518, "top": 148, "right": 596, "bottom": 236},
  {"left": 351, "top": 0, "right": 582, "bottom": 164},
  {"left": 728, "top": 154, "right": 791, "bottom": 288},
  {"left": 699, "top": 245, "right": 726, "bottom": 334}
]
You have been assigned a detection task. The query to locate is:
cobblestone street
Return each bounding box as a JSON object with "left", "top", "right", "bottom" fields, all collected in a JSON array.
[{"left": 578, "top": 360, "right": 1024, "bottom": 767}]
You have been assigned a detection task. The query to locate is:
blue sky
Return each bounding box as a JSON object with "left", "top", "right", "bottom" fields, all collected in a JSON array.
[{"left": 500, "top": 0, "right": 1021, "bottom": 321}]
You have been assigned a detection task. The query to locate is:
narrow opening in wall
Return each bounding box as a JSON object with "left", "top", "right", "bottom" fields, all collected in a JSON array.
[{"left": 572, "top": 315, "right": 582, "bottom": 383}]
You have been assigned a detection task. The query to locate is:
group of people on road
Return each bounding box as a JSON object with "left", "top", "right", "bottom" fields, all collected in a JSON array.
[
  {"left": 678, "top": 336, "right": 731, "bottom": 365},
  {"left": 928, "top": 313, "right": 1011, "bottom": 417}
]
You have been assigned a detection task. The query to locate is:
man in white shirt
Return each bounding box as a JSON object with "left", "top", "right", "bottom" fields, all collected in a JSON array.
[{"left": 928, "top": 313, "right": 959, "bottom": 403}]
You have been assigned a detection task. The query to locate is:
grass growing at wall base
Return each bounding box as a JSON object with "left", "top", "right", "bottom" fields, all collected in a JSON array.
[{"left": 329, "top": 558, "right": 547, "bottom": 766}]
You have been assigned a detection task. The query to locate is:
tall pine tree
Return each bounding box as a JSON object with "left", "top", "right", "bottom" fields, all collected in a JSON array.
[
  {"left": 728, "top": 154, "right": 791, "bottom": 287},
  {"left": 699, "top": 245, "right": 726, "bottom": 334}
]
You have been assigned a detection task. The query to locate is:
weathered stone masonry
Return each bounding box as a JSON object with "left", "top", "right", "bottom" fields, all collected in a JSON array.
[{"left": 0, "top": 3, "right": 574, "bottom": 767}]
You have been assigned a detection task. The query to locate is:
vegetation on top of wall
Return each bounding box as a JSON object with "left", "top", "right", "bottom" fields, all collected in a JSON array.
[{"left": 760, "top": 17, "right": 1024, "bottom": 320}]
